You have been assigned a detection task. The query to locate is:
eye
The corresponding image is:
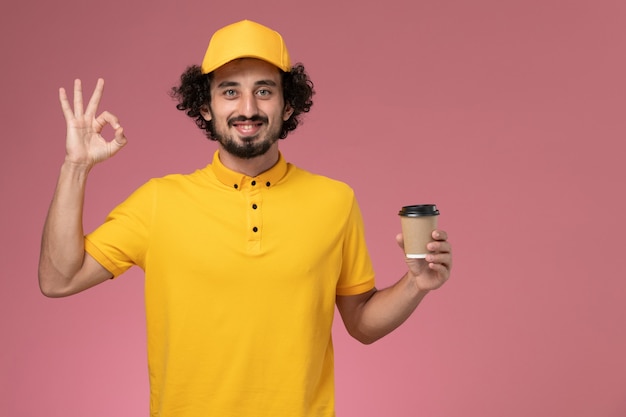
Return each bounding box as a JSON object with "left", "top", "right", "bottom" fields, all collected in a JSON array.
[
  {"left": 256, "top": 88, "right": 271, "bottom": 97},
  {"left": 223, "top": 89, "right": 237, "bottom": 98}
]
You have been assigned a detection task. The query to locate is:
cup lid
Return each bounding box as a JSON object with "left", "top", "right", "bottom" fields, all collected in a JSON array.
[{"left": 398, "top": 204, "right": 440, "bottom": 217}]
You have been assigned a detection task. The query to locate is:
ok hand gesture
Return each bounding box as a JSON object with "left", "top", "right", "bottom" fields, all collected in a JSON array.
[{"left": 59, "top": 79, "right": 127, "bottom": 168}]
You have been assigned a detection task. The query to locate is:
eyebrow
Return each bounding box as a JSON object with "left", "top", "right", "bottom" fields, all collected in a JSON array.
[{"left": 216, "top": 79, "right": 278, "bottom": 88}]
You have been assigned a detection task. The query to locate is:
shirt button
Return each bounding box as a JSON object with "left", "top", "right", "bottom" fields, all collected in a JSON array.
[
  {"left": 251, "top": 181, "right": 256, "bottom": 186},
  {"left": 266, "top": 181, "right": 271, "bottom": 187},
  {"left": 252, "top": 227, "right": 258, "bottom": 232},
  {"left": 252, "top": 204, "right": 258, "bottom": 209},
  {"left": 234, "top": 184, "right": 238, "bottom": 189}
]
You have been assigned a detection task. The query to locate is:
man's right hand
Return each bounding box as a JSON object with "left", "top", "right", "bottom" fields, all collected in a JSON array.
[
  {"left": 59, "top": 78, "right": 127, "bottom": 168},
  {"left": 38, "top": 79, "right": 124, "bottom": 297}
]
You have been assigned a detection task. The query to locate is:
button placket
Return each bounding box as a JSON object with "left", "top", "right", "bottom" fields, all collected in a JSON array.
[{"left": 246, "top": 180, "right": 263, "bottom": 244}]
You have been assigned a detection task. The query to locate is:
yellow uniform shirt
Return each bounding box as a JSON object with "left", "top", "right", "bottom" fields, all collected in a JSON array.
[{"left": 85, "top": 151, "right": 376, "bottom": 417}]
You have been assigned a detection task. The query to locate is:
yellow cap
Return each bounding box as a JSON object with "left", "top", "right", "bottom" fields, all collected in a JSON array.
[{"left": 201, "top": 20, "right": 291, "bottom": 74}]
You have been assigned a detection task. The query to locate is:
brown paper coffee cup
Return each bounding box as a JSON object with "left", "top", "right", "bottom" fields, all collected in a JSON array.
[{"left": 398, "top": 205, "right": 440, "bottom": 259}]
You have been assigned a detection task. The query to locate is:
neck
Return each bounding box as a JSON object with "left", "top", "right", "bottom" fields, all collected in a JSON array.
[{"left": 217, "top": 144, "right": 280, "bottom": 177}]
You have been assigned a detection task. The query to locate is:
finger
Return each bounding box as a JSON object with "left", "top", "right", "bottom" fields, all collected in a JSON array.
[
  {"left": 94, "top": 111, "right": 121, "bottom": 133},
  {"left": 432, "top": 229, "right": 448, "bottom": 241},
  {"left": 108, "top": 127, "right": 128, "bottom": 158},
  {"left": 425, "top": 252, "right": 451, "bottom": 265},
  {"left": 85, "top": 78, "right": 105, "bottom": 117},
  {"left": 59, "top": 87, "right": 74, "bottom": 120},
  {"left": 73, "top": 79, "right": 84, "bottom": 117},
  {"left": 427, "top": 240, "right": 451, "bottom": 253},
  {"left": 427, "top": 262, "right": 450, "bottom": 277}
]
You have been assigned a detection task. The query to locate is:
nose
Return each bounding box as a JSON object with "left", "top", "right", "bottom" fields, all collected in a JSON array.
[{"left": 238, "top": 91, "right": 259, "bottom": 118}]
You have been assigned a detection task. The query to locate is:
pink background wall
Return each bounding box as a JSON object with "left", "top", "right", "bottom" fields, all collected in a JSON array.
[{"left": 2, "top": 0, "right": 625, "bottom": 416}]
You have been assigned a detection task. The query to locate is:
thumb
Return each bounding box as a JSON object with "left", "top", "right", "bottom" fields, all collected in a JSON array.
[{"left": 395, "top": 233, "right": 404, "bottom": 249}]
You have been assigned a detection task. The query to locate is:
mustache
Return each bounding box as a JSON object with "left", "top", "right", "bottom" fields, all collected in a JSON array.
[{"left": 227, "top": 115, "right": 269, "bottom": 126}]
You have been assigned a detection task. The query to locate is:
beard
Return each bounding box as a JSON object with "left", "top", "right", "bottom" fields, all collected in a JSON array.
[{"left": 210, "top": 115, "right": 282, "bottom": 159}]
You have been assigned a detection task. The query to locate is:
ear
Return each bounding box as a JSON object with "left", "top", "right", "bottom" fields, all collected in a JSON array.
[
  {"left": 283, "top": 104, "right": 294, "bottom": 121},
  {"left": 200, "top": 106, "right": 212, "bottom": 121}
]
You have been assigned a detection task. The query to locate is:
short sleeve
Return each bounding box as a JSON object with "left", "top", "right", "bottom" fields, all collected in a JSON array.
[
  {"left": 335, "top": 195, "right": 376, "bottom": 296},
  {"left": 84, "top": 180, "right": 155, "bottom": 277}
]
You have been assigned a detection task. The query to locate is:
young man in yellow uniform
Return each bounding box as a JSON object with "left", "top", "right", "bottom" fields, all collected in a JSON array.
[{"left": 39, "top": 20, "right": 452, "bottom": 417}]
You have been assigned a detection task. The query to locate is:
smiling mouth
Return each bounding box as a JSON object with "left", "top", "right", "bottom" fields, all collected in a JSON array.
[
  {"left": 233, "top": 122, "right": 263, "bottom": 133},
  {"left": 229, "top": 115, "right": 268, "bottom": 126},
  {"left": 229, "top": 116, "right": 268, "bottom": 137}
]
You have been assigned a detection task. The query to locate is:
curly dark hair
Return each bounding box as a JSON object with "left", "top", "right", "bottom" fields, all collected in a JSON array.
[{"left": 171, "top": 62, "right": 314, "bottom": 140}]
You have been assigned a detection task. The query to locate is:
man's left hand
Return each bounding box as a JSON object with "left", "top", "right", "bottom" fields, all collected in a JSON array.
[{"left": 396, "top": 230, "right": 452, "bottom": 292}]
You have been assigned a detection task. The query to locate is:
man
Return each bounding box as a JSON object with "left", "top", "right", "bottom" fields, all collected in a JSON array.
[{"left": 39, "top": 20, "right": 452, "bottom": 417}]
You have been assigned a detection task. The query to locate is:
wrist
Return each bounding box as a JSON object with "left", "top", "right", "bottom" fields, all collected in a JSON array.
[
  {"left": 62, "top": 157, "right": 93, "bottom": 173},
  {"left": 404, "top": 271, "right": 431, "bottom": 298},
  {"left": 60, "top": 158, "right": 93, "bottom": 183}
]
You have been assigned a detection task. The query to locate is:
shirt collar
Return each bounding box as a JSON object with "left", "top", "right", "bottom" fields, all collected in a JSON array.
[{"left": 210, "top": 150, "right": 289, "bottom": 190}]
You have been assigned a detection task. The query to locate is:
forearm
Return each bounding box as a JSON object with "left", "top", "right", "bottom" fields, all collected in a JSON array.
[
  {"left": 338, "top": 232, "right": 451, "bottom": 344},
  {"left": 38, "top": 161, "right": 91, "bottom": 295},
  {"left": 349, "top": 274, "right": 429, "bottom": 344}
]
